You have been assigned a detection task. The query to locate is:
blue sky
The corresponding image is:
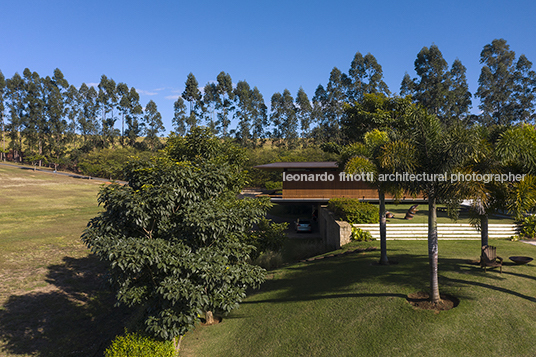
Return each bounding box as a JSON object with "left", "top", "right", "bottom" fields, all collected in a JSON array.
[{"left": 1, "top": 0, "right": 535, "bottom": 134}]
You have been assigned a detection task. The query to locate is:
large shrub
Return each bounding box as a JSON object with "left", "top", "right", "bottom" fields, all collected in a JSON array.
[
  {"left": 327, "top": 198, "right": 379, "bottom": 224},
  {"left": 78, "top": 147, "right": 155, "bottom": 180},
  {"left": 521, "top": 215, "right": 536, "bottom": 239}
]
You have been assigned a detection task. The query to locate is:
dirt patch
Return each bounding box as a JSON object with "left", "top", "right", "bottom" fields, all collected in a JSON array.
[{"left": 406, "top": 292, "right": 459, "bottom": 311}]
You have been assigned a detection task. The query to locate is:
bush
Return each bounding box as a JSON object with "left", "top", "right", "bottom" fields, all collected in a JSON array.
[
  {"left": 264, "top": 181, "right": 282, "bottom": 190},
  {"left": 105, "top": 331, "right": 175, "bottom": 357},
  {"left": 78, "top": 147, "right": 155, "bottom": 180},
  {"left": 351, "top": 227, "right": 375, "bottom": 241},
  {"left": 521, "top": 215, "right": 536, "bottom": 239},
  {"left": 327, "top": 198, "right": 379, "bottom": 224}
]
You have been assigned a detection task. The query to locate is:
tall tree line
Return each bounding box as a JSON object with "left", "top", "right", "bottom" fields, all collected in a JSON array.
[{"left": 0, "top": 69, "right": 165, "bottom": 166}]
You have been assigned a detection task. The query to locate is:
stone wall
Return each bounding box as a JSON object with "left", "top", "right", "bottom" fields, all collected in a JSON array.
[{"left": 318, "top": 205, "right": 352, "bottom": 250}]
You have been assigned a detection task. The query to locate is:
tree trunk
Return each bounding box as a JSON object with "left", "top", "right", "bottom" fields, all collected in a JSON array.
[
  {"left": 379, "top": 189, "right": 389, "bottom": 265},
  {"left": 428, "top": 193, "right": 440, "bottom": 303},
  {"left": 205, "top": 310, "right": 215, "bottom": 325},
  {"left": 172, "top": 335, "right": 183, "bottom": 357},
  {"left": 481, "top": 213, "right": 489, "bottom": 247}
]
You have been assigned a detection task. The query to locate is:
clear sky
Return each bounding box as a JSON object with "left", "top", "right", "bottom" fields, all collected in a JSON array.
[{"left": 1, "top": 0, "right": 535, "bottom": 134}]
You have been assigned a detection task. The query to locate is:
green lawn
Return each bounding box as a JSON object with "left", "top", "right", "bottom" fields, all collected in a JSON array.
[
  {"left": 181, "top": 239, "right": 536, "bottom": 357},
  {"left": 0, "top": 164, "right": 133, "bottom": 357},
  {"left": 383, "top": 203, "right": 514, "bottom": 225}
]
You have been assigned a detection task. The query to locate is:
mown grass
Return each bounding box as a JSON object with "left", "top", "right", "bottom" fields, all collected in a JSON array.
[
  {"left": 383, "top": 203, "right": 514, "bottom": 225},
  {"left": 181, "top": 239, "right": 536, "bottom": 357},
  {"left": 0, "top": 164, "right": 133, "bottom": 357}
]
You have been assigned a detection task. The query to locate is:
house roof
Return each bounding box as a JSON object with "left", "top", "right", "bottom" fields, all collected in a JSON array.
[{"left": 253, "top": 161, "right": 339, "bottom": 170}]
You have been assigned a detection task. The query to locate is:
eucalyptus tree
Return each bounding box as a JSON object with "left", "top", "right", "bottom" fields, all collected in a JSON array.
[
  {"left": 0, "top": 70, "right": 5, "bottom": 160},
  {"left": 295, "top": 87, "right": 313, "bottom": 147},
  {"left": 65, "top": 84, "right": 81, "bottom": 147},
  {"left": 142, "top": 100, "right": 165, "bottom": 151},
  {"left": 233, "top": 80, "right": 253, "bottom": 147},
  {"left": 323, "top": 67, "right": 346, "bottom": 144},
  {"left": 476, "top": 39, "right": 536, "bottom": 125},
  {"left": 78, "top": 83, "right": 100, "bottom": 148},
  {"left": 249, "top": 86, "right": 267, "bottom": 148},
  {"left": 202, "top": 82, "right": 218, "bottom": 132},
  {"left": 270, "top": 89, "right": 298, "bottom": 149},
  {"left": 172, "top": 97, "right": 188, "bottom": 136},
  {"left": 116, "top": 82, "right": 130, "bottom": 143},
  {"left": 21, "top": 69, "right": 46, "bottom": 158},
  {"left": 44, "top": 69, "right": 70, "bottom": 170},
  {"left": 6, "top": 72, "right": 26, "bottom": 161},
  {"left": 400, "top": 44, "right": 472, "bottom": 124},
  {"left": 182, "top": 72, "right": 202, "bottom": 129},
  {"left": 125, "top": 87, "right": 143, "bottom": 147},
  {"left": 345, "top": 52, "right": 390, "bottom": 102},
  {"left": 215, "top": 71, "right": 234, "bottom": 137},
  {"left": 97, "top": 75, "right": 118, "bottom": 147}
]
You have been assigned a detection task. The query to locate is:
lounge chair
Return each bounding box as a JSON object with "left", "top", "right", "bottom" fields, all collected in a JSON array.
[{"left": 480, "top": 245, "right": 503, "bottom": 273}]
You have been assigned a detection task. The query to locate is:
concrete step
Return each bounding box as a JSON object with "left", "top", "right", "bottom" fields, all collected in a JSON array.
[{"left": 353, "top": 223, "right": 519, "bottom": 240}]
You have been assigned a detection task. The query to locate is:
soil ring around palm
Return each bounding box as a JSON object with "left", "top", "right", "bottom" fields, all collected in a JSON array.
[{"left": 406, "top": 292, "right": 459, "bottom": 312}]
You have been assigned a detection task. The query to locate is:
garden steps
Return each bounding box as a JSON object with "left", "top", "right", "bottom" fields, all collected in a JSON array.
[{"left": 353, "top": 223, "right": 519, "bottom": 240}]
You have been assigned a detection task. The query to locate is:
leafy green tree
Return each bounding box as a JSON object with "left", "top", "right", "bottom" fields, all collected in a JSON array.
[
  {"left": 476, "top": 39, "right": 536, "bottom": 125},
  {"left": 142, "top": 100, "right": 165, "bottom": 151},
  {"left": 496, "top": 125, "right": 536, "bottom": 218},
  {"left": 82, "top": 127, "right": 270, "bottom": 354},
  {"left": 341, "top": 93, "right": 412, "bottom": 142},
  {"left": 345, "top": 52, "right": 390, "bottom": 102},
  {"left": 400, "top": 44, "right": 472, "bottom": 124}
]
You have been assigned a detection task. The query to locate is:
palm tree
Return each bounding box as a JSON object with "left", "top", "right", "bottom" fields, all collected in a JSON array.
[
  {"left": 496, "top": 125, "right": 536, "bottom": 220},
  {"left": 341, "top": 129, "right": 416, "bottom": 265},
  {"left": 402, "top": 107, "right": 479, "bottom": 303}
]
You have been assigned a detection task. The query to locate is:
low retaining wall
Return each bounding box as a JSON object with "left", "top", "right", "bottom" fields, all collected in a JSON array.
[{"left": 318, "top": 206, "right": 352, "bottom": 250}]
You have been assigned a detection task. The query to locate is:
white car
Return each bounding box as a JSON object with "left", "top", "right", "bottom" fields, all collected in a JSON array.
[{"left": 295, "top": 219, "right": 312, "bottom": 233}]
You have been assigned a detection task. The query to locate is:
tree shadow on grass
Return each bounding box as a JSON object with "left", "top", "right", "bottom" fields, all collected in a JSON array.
[
  {"left": 0, "top": 255, "right": 134, "bottom": 357},
  {"left": 244, "top": 249, "right": 536, "bottom": 307}
]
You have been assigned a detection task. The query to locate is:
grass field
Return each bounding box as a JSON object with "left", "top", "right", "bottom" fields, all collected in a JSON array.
[
  {"left": 1, "top": 163, "right": 533, "bottom": 357},
  {"left": 0, "top": 164, "right": 134, "bottom": 357},
  {"left": 181, "top": 239, "right": 536, "bottom": 357}
]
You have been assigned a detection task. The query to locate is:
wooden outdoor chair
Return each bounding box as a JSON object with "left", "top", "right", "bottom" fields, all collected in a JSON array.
[{"left": 480, "top": 245, "right": 503, "bottom": 273}]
